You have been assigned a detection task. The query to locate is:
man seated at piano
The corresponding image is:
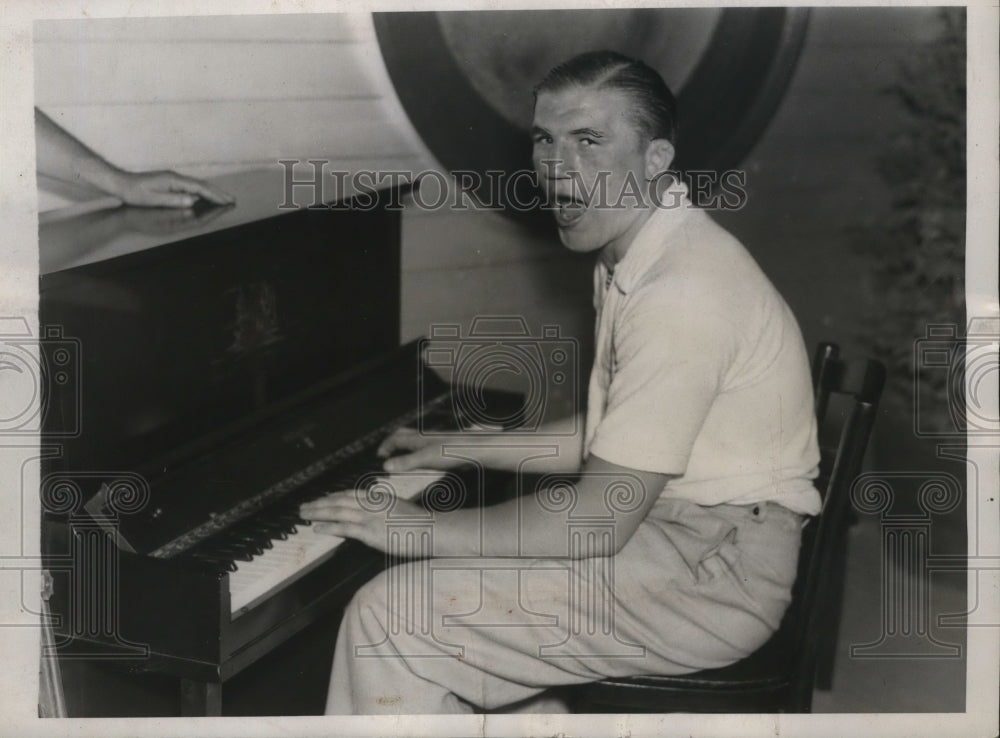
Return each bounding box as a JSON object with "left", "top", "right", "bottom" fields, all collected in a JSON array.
[{"left": 300, "top": 51, "right": 822, "bottom": 715}]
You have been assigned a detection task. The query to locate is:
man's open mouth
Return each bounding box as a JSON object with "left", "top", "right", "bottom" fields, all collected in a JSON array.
[{"left": 552, "top": 194, "right": 586, "bottom": 228}]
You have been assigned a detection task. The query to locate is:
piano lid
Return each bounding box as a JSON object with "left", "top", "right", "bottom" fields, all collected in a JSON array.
[
  {"left": 38, "top": 166, "right": 412, "bottom": 276},
  {"left": 39, "top": 172, "right": 405, "bottom": 477}
]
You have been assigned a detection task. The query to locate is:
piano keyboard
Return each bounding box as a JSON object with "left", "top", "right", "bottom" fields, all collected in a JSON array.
[
  {"left": 150, "top": 394, "right": 453, "bottom": 560},
  {"left": 228, "top": 470, "right": 447, "bottom": 617}
]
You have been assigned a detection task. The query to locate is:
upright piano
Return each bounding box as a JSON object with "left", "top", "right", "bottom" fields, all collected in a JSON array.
[{"left": 38, "top": 173, "right": 513, "bottom": 716}]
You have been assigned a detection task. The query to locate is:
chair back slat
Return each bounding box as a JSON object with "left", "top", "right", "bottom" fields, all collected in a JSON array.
[
  {"left": 812, "top": 342, "right": 840, "bottom": 421},
  {"left": 785, "top": 343, "right": 885, "bottom": 709}
]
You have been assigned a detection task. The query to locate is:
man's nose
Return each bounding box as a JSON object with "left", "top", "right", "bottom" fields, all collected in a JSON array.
[{"left": 536, "top": 148, "right": 576, "bottom": 181}]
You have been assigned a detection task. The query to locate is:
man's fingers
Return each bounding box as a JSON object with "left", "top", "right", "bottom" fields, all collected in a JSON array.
[
  {"left": 303, "top": 506, "right": 369, "bottom": 525},
  {"left": 299, "top": 492, "right": 359, "bottom": 520},
  {"left": 382, "top": 449, "right": 431, "bottom": 472},
  {"left": 313, "top": 521, "right": 373, "bottom": 546},
  {"left": 376, "top": 428, "right": 424, "bottom": 458},
  {"left": 312, "top": 522, "right": 347, "bottom": 538},
  {"left": 375, "top": 436, "right": 397, "bottom": 458},
  {"left": 300, "top": 500, "right": 364, "bottom": 518}
]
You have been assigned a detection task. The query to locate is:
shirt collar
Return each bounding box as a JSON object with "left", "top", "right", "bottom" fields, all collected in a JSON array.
[{"left": 599, "top": 179, "right": 693, "bottom": 296}]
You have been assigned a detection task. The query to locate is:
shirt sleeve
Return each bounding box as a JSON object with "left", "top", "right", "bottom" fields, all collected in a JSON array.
[{"left": 587, "top": 288, "right": 739, "bottom": 475}]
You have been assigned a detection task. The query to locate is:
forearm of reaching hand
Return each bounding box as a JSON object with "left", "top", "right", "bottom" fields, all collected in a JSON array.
[
  {"left": 35, "top": 107, "right": 234, "bottom": 207},
  {"left": 35, "top": 108, "right": 126, "bottom": 194}
]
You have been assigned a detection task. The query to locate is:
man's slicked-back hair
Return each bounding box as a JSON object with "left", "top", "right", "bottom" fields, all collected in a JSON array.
[{"left": 533, "top": 50, "right": 678, "bottom": 147}]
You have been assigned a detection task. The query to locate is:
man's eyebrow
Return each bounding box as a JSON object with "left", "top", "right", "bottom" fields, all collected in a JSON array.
[
  {"left": 570, "top": 127, "right": 605, "bottom": 138},
  {"left": 531, "top": 125, "right": 550, "bottom": 137}
]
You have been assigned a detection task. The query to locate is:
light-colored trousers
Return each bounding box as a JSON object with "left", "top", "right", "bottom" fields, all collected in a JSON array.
[{"left": 325, "top": 497, "right": 803, "bottom": 714}]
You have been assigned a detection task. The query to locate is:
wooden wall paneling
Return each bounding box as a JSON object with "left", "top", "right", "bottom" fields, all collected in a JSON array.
[
  {"left": 41, "top": 100, "right": 413, "bottom": 171},
  {"left": 34, "top": 42, "right": 380, "bottom": 106},
  {"left": 32, "top": 14, "right": 371, "bottom": 43}
]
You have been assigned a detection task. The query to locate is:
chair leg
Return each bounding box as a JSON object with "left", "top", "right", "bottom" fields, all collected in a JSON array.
[
  {"left": 180, "top": 678, "right": 222, "bottom": 717},
  {"left": 787, "top": 679, "right": 814, "bottom": 713},
  {"left": 814, "top": 524, "right": 852, "bottom": 691}
]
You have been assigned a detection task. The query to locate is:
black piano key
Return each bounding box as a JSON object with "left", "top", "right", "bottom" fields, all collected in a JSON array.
[
  {"left": 229, "top": 537, "right": 266, "bottom": 555},
  {"left": 223, "top": 527, "right": 272, "bottom": 551},
  {"left": 223, "top": 514, "right": 293, "bottom": 548},
  {"left": 246, "top": 522, "right": 290, "bottom": 541},
  {"left": 190, "top": 554, "right": 239, "bottom": 573},
  {"left": 213, "top": 546, "right": 255, "bottom": 562},
  {"left": 272, "top": 518, "right": 299, "bottom": 536},
  {"left": 234, "top": 538, "right": 266, "bottom": 556},
  {"left": 220, "top": 504, "right": 313, "bottom": 549},
  {"left": 174, "top": 444, "right": 409, "bottom": 565},
  {"left": 195, "top": 538, "right": 257, "bottom": 561},
  {"left": 296, "top": 480, "right": 346, "bottom": 504},
  {"left": 251, "top": 512, "right": 298, "bottom": 536},
  {"left": 272, "top": 508, "right": 312, "bottom": 527}
]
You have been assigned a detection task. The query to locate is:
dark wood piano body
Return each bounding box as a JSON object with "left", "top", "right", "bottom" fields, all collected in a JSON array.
[
  {"left": 42, "top": 348, "right": 461, "bottom": 715},
  {"left": 39, "top": 178, "right": 507, "bottom": 716}
]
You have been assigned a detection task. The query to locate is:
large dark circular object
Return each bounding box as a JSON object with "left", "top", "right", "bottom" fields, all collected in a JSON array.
[{"left": 373, "top": 8, "right": 809, "bottom": 212}]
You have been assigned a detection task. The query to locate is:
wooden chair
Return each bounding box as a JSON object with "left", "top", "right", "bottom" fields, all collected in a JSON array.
[{"left": 568, "top": 342, "right": 886, "bottom": 713}]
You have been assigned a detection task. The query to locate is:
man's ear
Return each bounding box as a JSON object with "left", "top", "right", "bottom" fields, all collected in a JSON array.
[{"left": 645, "top": 138, "right": 675, "bottom": 180}]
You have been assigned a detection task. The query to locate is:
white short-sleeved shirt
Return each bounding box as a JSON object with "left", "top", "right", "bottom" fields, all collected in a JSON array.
[{"left": 584, "top": 195, "right": 822, "bottom": 515}]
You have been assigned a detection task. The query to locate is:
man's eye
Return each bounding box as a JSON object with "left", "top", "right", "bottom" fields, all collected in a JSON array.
[
  {"left": 580, "top": 138, "right": 596, "bottom": 147},
  {"left": 533, "top": 135, "right": 552, "bottom": 145}
]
